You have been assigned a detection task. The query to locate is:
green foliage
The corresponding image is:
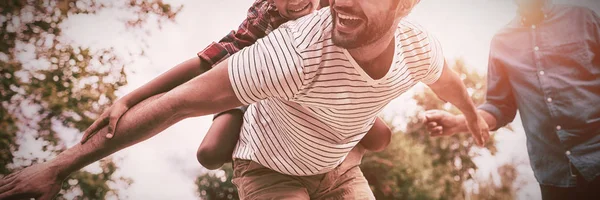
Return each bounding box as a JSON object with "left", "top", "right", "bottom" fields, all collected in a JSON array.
[
  {"left": 361, "top": 133, "right": 439, "bottom": 199},
  {"left": 0, "top": 0, "right": 180, "bottom": 199},
  {"left": 196, "top": 163, "right": 238, "bottom": 200},
  {"left": 470, "top": 164, "right": 518, "bottom": 200}
]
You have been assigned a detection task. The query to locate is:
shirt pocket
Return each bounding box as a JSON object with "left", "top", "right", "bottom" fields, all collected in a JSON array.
[{"left": 550, "top": 41, "right": 595, "bottom": 76}]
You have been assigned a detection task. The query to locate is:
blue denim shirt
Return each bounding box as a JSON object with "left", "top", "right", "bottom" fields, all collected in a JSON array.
[{"left": 479, "top": 4, "right": 600, "bottom": 187}]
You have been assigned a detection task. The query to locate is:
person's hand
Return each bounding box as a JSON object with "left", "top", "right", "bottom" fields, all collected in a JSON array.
[
  {"left": 465, "top": 114, "right": 490, "bottom": 147},
  {"left": 81, "top": 100, "right": 130, "bottom": 144},
  {"left": 0, "top": 162, "right": 64, "bottom": 200},
  {"left": 421, "top": 110, "right": 464, "bottom": 136},
  {"left": 421, "top": 109, "right": 489, "bottom": 146}
]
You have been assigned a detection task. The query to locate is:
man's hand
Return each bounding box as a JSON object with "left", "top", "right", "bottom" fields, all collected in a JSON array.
[
  {"left": 422, "top": 110, "right": 490, "bottom": 146},
  {"left": 81, "top": 100, "right": 130, "bottom": 144},
  {"left": 465, "top": 114, "right": 490, "bottom": 147},
  {"left": 0, "top": 162, "right": 64, "bottom": 200},
  {"left": 422, "top": 110, "right": 464, "bottom": 136}
]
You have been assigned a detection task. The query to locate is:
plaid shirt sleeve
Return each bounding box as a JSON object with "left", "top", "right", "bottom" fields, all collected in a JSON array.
[{"left": 197, "top": 0, "right": 288, "bottom": 67}]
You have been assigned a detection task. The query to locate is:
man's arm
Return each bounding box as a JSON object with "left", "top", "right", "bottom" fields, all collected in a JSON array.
[
  {"left": 0, "top": 58, "right": 242, "bottom": 200},
  {"left": 66, "top": 58, "right": 242, "bottom": 174},
  {"left": 0, "top": 24, "right": 306, "bottom": 199},
  {"left": 427, "top": 61, "right": 490, "bottom": 145},
  {"left": 424, "top": 44, "right": 517, "bottom": 137}
]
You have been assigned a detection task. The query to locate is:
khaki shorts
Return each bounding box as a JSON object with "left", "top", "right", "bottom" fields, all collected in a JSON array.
[{"left": 232, "top": 145, "right": 375, "bottom": 200}]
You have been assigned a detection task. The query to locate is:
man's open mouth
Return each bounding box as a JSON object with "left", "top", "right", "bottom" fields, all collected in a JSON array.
[
  {"left": 334, "top": 10, "right": 364, "bottom": 33},
  {"left": 338, "top": 12, "right": 362, "bottom": 28}
]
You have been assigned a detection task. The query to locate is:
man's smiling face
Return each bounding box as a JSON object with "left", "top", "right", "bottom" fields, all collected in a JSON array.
[{"left": 330, "top": 0, "right": 406, "bottom": 49}]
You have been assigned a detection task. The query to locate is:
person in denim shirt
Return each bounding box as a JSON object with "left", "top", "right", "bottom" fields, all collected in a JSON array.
[{"left": 423, "top": 0, "right": 600, "bottom": 199}]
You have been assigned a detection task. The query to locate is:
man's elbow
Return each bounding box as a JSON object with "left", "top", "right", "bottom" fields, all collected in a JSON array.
[
  {"left": 196, "top": 146, "right": 227, "bottom": 170},
  {"left": 371, "top": 128, "right": 392, "bottom": 152}
]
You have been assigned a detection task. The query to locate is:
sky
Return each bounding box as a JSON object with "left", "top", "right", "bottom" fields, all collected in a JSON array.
[{"left": 48, "top": 0, "right": 600, "bottom": 199}]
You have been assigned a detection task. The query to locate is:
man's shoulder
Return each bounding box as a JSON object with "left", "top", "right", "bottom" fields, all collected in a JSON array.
[
  {"left": 397, "top": 18, "right": 425, "bottom": 34},
  {"left": 276, "top": 7, "right": 333, "bottom": 52},
  {"left": 553, "top": 4, "right": 599, "bottom": 24},
  {"left": 553, "top": 4, "right": 595, "bottom": 15},
  {"left": 396, "top": 18, "right": 437, "bottom": 50}
]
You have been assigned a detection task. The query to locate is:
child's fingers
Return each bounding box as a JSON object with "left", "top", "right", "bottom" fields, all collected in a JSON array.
[{"left": 81, "top": 113, "right": 109, "bottom": 144}]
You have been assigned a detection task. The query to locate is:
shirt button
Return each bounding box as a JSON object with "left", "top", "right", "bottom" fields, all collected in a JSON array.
[
  {"left": 539, "top": 71, "right": 545, "bottom": 75},
  {"left": 534, "top": 46, "right": 540, "bottom": 51},
  {"left": 547, "top": 98, "right": 552, "bottom": 103},
  {"left": 565, "top": 151, "right": 571, "bottom": 156},
  {"left": 556, "top": 125, "right": 562, "bottom": 130},
  {"left": 532, "top": 25, "right": 536, "bottom": 29}
]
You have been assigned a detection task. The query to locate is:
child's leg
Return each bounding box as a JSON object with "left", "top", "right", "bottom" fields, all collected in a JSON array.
[
  {"left": 196, "top": 106, "right": 247, "bottom": 170},
  {"left": 359, "top": 117, "right": 392, "bottom": 152}
]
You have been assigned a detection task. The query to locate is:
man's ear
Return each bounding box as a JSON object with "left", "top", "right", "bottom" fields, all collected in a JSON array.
[{"left": 395, "top": 0, "right": 418, "bottom": 19}]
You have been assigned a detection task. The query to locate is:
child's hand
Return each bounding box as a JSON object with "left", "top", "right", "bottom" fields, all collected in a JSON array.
[{"left": 80, "top": 100, "right": 130, "bottom": 144}]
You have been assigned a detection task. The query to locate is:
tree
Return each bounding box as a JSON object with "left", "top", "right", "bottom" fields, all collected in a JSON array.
[
  {"left": 0, "top": 0, "right": 181, "bottom": 199},
  {"left": 361, "top": 59, "right": 517, "bottom": 200},
  {"left": 196, "top": 163, "right": 238, "bottom": 200}
]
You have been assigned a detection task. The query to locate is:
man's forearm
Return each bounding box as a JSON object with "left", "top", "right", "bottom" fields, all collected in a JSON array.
[
  {"left": 430, "top": 63, "right": 478, "bottom": 119},
  {"left": 52, "top": 93, "right": 182, "bottom": 177},
  {"left": 120, "top": 57, "right": 210, "bottom": 106},
  {"left": 50, "top": 58, "right": 241, "bottom": 178}
]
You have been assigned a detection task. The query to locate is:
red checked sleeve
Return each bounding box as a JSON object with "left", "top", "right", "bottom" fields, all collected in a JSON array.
[{"left": 197, "top": 0, "right": 288, "bottom": 67}]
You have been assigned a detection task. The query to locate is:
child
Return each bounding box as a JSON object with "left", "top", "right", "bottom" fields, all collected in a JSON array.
[{"left": 80, "top": 0, "right": 392, "bottom": 170}]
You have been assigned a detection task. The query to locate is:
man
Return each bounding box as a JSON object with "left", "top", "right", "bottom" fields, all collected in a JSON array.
[
  {"left": 0, "top": 0, "right": 489, "bottom": 199},
  {"left": 423, "top": 0, "right": 600, "bottom": 199}
]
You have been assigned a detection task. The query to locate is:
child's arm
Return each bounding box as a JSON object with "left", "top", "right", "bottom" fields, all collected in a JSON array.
[
  {"left": 81, "top": 0, "right": 286, "bottom": 143},
  {"left": 359, "top": 117, "right": 392, "bottom": 152}
]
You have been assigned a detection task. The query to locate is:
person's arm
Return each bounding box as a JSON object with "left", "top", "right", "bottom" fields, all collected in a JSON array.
[
  {"left": 130, "top": 0, "right": 283, "bottom": 106},
  {"left": 0, "top": 26, "right": 306, "bottom": 199},
  {"left": 359, "top": 117, "right": 392, "bottom": 152},
  {"left": 0, "top": 57, "right": 241, "bottom": 200},
  {"left": 197, "top": 106, "right": 245, "bottom": 169},
  {"left": 81, "top": 0, "right": 285, "bottom": 143},
  {"left": 427, "top": 62, "right": 490, "bottom": 146},
  {"left": 418, "top": 31, "right": 489, "bottom": 146},
  {"left": 424, "top": 42, "right": 517, "bottom": 137}
]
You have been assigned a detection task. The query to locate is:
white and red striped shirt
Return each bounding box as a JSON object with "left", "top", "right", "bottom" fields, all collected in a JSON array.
[{"left": 228, "top": 7, "right": 444, "bottom": 176}]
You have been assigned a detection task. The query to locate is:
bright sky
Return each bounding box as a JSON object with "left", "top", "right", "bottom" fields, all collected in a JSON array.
[{"left": 56, "top": 0, "right": 600, "bottom": 199}]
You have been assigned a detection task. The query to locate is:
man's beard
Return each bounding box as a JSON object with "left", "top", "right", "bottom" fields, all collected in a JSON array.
[{"left": 332, "top": 12, "right": 396, "bottom": 49}]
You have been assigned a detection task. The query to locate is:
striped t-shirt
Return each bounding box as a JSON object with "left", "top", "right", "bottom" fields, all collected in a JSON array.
[{"left": 228, "top": 7, "right": 444, "bottom": 176}]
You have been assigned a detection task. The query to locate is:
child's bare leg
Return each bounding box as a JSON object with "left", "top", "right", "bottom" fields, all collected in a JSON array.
[
  {"left": 359, "top": 117, "right": 392, "bottom": 152},
  {"left": 196, "top": 107, "right": 246, "bottom": 169}
]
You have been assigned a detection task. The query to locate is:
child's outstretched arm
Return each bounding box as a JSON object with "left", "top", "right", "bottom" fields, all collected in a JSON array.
[{"left": 81, "top": 0, "right": 285, "bottom": 143}]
